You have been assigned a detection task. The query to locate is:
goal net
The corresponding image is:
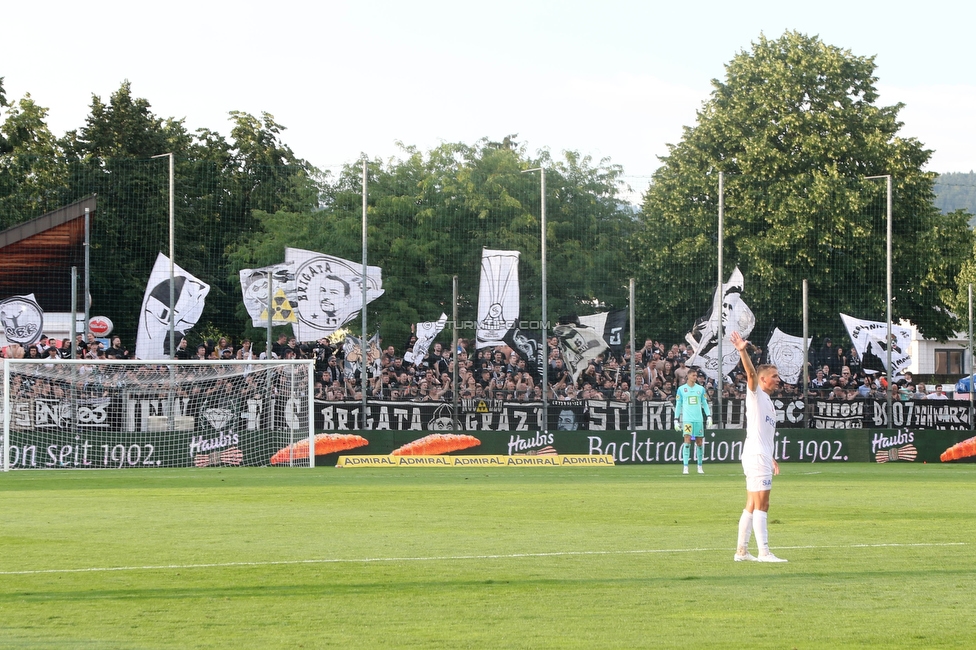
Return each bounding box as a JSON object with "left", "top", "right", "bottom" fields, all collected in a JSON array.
[{"left": 2, "top": 359, "right": 314, "bottom": 470}]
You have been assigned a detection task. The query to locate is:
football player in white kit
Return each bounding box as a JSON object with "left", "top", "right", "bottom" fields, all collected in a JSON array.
[{"left": 730, "top": 331, "right": 787, "bottom": 563}]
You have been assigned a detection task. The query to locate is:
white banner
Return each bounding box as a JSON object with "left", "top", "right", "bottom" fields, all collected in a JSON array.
[
  {"left": 405, "top": 313, "right": 448, "bottom": 365},
  {"left": 239, "top": 263, "right": 297, "bottom": 327},
  {"left": 766, "top": 327, "right": 812, "bottom": 385},
  {"left": 840, "top": 313, "right": 912, "bottom": 375},
  {"left": 476, "top": 249, "right": 520, "bottom": 349},
  {"left": 0, "top": 293, "right": 44, "bottom": 347},
  {"left": 686, "top": 267, "right": 756, "bottom": 380},
  {"left": 135, "top": 253, "right": 210, "bottom": 360},
  {"left": 285, "top": 248, "right": 384, "bottom": 342}
]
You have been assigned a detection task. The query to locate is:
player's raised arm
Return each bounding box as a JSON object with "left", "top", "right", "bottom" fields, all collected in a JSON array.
[{"left": 730, "top": 331, "right": 757, "bottom": 392}]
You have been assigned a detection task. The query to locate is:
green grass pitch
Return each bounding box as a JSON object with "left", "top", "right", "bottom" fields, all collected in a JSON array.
[{"left": 1, "top": 462, "right": 974, "bottom": 648}]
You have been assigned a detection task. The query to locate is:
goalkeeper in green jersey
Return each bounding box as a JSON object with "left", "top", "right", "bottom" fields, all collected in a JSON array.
[{"left": 674, "top": 368, "right": 712, "bottom": 474}]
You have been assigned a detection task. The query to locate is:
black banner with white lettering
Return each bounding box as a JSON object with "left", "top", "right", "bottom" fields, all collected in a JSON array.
[{"left": 311, "top": 398, "right": 974, "bottom": 431}]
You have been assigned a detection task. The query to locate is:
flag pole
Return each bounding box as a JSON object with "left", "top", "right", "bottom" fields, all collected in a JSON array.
[
  {"left": 969, "top": 283, "right": 973, "bottom": 430},
  {"left": 867, "top": 174, "right": 893, "bottom": 427},
  {"left": 522, "top": 166, "right": 547, "bottom": 433},
  {"left": 453, "top": 275, "right": 460, "bottom": 430},
  {"left": 802, "top": 279, "right": 809, "bottom": 428},
  {"left": 885, "top": 174, "right": 893, "bottom": 427},
  {"left": 361, "top": 157, "right": 369, "bottom": 430},
  {"left": 266, "top": 273, "right": 273, "bottom": 357},
  {"left": 716, "top": 171, "right": 724, "bottom": 426},
  {"left": 629, "top": 278, "right": 636, "bottom": 429}
]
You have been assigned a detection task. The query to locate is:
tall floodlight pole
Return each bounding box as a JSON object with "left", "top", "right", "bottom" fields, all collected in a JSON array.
[
  {"left": 716, "top": 171, "right": 725, "bottom": 426},
  {"left": 361, "top": 158, "right": 369, "bottom": 430},
  {"left": 152, "top": 153, "right": 176, "bottom": 359},
  {"left": 867, "top": 175, "right": 893, "bottom": 426},
  {"left": 522, "top": 166, "right": 548, "bottom": 433}
]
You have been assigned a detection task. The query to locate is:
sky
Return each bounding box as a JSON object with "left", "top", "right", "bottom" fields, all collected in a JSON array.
[{"left": 2, "top": 0, "right": 974, "bottom": 200}]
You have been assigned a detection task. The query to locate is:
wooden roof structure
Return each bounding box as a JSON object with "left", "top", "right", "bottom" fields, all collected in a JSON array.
[{"left": 0, "top": 195, "right": 96, "bottom": 312}]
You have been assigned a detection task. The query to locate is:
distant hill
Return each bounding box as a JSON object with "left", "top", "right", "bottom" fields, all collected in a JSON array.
[{"left": 933, "top": 172, "right": 976, "bottom": 226}]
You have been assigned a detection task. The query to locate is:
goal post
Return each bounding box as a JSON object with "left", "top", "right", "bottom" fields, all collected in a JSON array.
[{"left": 2, "top": 358, "right": 315, "bottom": 470}]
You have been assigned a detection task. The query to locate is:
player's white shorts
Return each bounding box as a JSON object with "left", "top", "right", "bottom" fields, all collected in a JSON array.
[{"left": 742, "top": 453, "right": 773, "bottom": 493}]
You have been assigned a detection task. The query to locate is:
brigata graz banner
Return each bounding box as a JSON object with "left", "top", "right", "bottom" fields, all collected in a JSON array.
[{"left": 313, "top": 398, "right": 974, "bottom": 432}]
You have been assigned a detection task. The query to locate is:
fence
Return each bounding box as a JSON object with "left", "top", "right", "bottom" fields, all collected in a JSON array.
[{"left": 1, "top": 150, "right": 973, "bottom": 433}]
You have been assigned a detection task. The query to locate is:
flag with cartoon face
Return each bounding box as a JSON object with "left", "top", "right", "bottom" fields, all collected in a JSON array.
[
  {"left": 686, "top": 267, "right": 756, "bottom": 381},
  {"left": 342, "top": 331, "right": 382, "bottom": 380},
  {"left": 135, "top": 253, "right": 210, "bottom": 360},
  {"left": 239, "top": 263, "right": 297, "bottom": 327},
  {"left": 476, "top": 249, "right": 520, "bottom": 349},
  {"left": 286, "top": 248, "right": 384, "bottom": 342}
]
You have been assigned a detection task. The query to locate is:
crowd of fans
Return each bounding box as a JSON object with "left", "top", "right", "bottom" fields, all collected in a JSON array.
[{"left": 1, "top": 331, "right": 958, "bottom": 404}]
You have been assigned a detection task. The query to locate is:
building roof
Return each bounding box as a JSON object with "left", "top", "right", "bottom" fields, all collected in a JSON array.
[{"left": 0, "top": 195, "right": 96, "bottom": 312}]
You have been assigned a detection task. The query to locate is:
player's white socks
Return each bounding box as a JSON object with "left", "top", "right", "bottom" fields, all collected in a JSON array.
[
  {"left": 753, "top": 510, "right": 770, "bottom": 555},
  {"left": 737, "top": 509, "right": 753, "bottom": 551}
]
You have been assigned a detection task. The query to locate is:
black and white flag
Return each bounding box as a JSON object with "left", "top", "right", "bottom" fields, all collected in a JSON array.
[
  {"left": 343, "top": 332, "right": 382, "bottom": 380},
  {"left": 686, "top": 267, "right": 756, "bottom": 381},
  {"left": 503, "top": 324, "right": 545, "bottom": 379},
  {"left": 578, "top": 309, "right": 628, "bottom": 360},
  {"left": 841, "top": 313, "right": 912, "bottom": 375},
  {"left": 286, "top": 248, "right": 384, "bottom": 342},
  {"left": 554, "top": 317, "right": 609, "bottom": 383},
  {"left": 0, "top": 293, "right": 44, "bottom": 347},
  {"left": 405, "top": 313, "right": 448, "bottom": 365},
  {"left": 136, "top": 254, "right": 210, "bottom": 360},
  {"left": 765, "top": 328, "right": 812, "bottom": 385},
  {"left": 239, "top": 263, "right": 297, "bottom": 327},
  {"left": 476, "top": 249, "right": 520, "bottom": 349}
]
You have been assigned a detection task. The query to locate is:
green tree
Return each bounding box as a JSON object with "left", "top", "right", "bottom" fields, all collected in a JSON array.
[
  {"left": 0, "top": 92, "right": 68, "bottom": 228},
  {"left": 53, "top": 82, "right": 322, "bottom": 345},
  {"left": 227, "top": 138, "right": 635, "bottom": 348},
  {"left": 634, "top": 31, "right": 973, "bottom": 344}
]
